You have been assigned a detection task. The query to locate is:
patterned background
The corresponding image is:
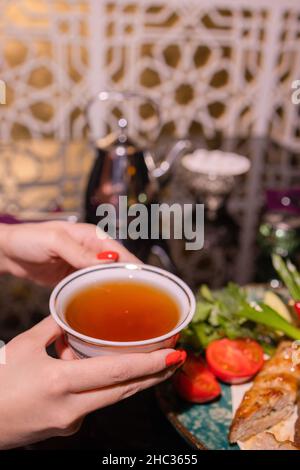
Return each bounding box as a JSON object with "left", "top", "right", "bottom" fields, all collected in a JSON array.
[{"left": 0, "top": 0, "right": 299, "bottom": 215}]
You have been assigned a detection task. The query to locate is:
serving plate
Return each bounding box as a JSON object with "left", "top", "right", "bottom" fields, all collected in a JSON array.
[
  {"left": 156, "top": 285, "right": 290, "bottom": 450},
  {"left": 156, "top": 380, "right": 237, "bottom": 450}
]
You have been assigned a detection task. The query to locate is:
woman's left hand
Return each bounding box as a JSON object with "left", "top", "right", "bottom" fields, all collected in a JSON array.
[{"left": 0, "top": 221, "right": 139, "bottom": 285}]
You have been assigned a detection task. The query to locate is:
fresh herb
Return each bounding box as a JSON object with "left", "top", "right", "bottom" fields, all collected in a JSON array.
[
  {"left": 237, "top": 301, "right": 300, "bottom": 340},
  {"left": 181, "top": 281, "right": 300, "bottom": 353},
  {"left": 272, "top": 254, "right": 300, "bottom": 300},
  {"left": 182, "top": 257, "right": 300, "bottom": 353}
]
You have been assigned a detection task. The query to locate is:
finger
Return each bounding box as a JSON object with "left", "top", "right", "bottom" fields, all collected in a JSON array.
[
  {"left": 51, "top": 231, "right": 111, "bottom": 270},
  {"left": 73, "top": 364, "right": 177, "bottom": 415},
  {"left": 63, "top": 223, "right": 140, "bottom": 264},
  {"left": 20, "top": 316, "right": 62, "bottom": 348},
  {"left": 55, "top": 336, "right": 77, "bottom": 361},
  {"left": 56, "top": 417, "right": 83, "bottom": 438},
  {"left": 94, "top": 234, "right": 140, "bottom": 264},
  {"left": 64, "top": 348, "right": 180, "bottom": 392}
]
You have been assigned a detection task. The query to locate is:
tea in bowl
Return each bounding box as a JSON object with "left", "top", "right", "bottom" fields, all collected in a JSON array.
[{"left": 49, "top": 263, "right": 195, "bottom": 357}]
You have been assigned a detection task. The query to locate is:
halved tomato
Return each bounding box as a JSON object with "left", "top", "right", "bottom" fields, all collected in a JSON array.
[
  {"left": 173, "top": 353, "right": 221, "bottom": 403},
  {"left": 206, "top": 338, "right": 264, "bottom": 384}
]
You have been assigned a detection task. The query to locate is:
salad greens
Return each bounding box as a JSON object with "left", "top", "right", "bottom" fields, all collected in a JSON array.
[{"left": 181, "top": 257, "right": 300, "bottom": 355}]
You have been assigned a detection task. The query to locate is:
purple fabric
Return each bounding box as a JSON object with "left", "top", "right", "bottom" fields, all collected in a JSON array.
[
  {"left": 266, "top": 189, "right": 300, "bottom": 214},
  {"left": 0, "top": 214, "right": 22, "bottom": 224}
]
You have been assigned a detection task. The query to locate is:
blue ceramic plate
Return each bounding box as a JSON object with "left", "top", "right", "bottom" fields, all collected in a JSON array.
[
  {"left": 156, "top": 285, "right": 290, "bottom": 450},
  {"left": 157, "top": 381, "right": 238, "bottom": 450}
]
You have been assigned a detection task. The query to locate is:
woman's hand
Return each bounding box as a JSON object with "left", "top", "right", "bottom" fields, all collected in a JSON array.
[
  {"left": 0, "top": 221, "right": 138, "bottom": 285},
  {"left": 0, "top": 316, "right": 184, "bottom": 449}
]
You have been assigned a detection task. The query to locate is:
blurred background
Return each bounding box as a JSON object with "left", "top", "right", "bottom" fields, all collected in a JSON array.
[
  {"left": 0, "top": 0, "right": 299, "bottom": 308},
  {"left": 0, "top": 1, "right": 299, "bottom": 206}
]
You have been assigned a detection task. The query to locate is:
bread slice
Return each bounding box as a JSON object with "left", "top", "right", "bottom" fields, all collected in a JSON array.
[
  {"left": 229, "top": 342, "right": 300, "bottom": 443},
  {"left": 243, "top": 432, "right": 299, "bottom": 450}
]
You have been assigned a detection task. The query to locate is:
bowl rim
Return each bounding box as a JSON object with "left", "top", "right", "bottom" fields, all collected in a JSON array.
[{"left": 49, "top": 262, "right": 196, "bottom": 347}]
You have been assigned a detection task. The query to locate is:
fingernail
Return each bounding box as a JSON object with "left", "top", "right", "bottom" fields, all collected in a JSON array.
[
  {"left": 179, "top": 349, "right": 187, "bottom": 364},
  {"left": 96, "top": 251, "right": 119, "bottom": 262},
  {"left": 165, "top": 350, "right": 186, "bottom": 367}
]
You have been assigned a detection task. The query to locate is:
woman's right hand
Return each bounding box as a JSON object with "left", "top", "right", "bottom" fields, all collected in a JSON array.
[{"left": 0, "top": 316, "right": 185, "bottom": 449}]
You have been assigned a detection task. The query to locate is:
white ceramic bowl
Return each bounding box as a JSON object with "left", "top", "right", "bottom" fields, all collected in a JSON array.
[{"left": 49, "top": 263, "right": 196, "bottom": 357}]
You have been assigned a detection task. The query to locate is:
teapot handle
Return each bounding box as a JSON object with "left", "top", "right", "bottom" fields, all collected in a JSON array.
[{"left": 85, "top": 90, "right": 162, "bottom": 142}]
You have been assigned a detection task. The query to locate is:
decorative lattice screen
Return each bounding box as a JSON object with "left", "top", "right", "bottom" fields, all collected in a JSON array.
[
  {"left": 0, "top": 0, "right": 299, "bottom": 144},
  {"left": 0, "top": 0, "right": 299, "bottom": 215}
]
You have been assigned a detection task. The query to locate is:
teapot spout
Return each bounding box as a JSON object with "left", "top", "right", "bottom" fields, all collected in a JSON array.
[{"left": 152, "top": 139, "right": 191, "bottom": 180}]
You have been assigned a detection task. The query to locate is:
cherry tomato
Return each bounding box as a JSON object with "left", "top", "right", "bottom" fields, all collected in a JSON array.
[
  {"left": 206, "top": 338, "right": 264, "bottom": 384},
  {"left": 294, "top": 301, "right": 300, "bottom": 319},
  {"left": 173, "top": 353, "right": 221, "bottom": 403}
]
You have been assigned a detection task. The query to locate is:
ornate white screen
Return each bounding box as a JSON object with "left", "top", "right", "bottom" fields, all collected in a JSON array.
[
  {"left": 0, "top": 0, "right": 90, "bottom": 141},
  {"left": 0, "top": 0, "right": 299, "bottom": 146},
  {"left": 89, "top": 0, "right": 300, "bottom": 150}
]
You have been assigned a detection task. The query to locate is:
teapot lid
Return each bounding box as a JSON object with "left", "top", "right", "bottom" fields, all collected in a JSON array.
[
  {"left": 87, "top": 90, "right": 161, "bottom": 150},
  {"left": 96, "top": 118, "right": 140, "bottom": 155}
]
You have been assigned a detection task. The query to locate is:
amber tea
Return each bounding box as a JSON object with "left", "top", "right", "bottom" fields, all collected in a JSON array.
[{"left": 65, "top": 280, "right": 180, "bottom": 342}]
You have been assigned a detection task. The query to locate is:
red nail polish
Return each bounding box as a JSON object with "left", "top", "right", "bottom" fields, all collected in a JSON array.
[
  {"left": 179, "top": 349, "right": 187, "bottom": 364},
  {"left": 166, "top": 350, "right": 187, "bottom": 367},
  {"left": 97, "top": 251, "right": 119, "bottom": 262}
]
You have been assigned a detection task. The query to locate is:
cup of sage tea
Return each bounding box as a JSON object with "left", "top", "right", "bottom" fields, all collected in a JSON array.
[{"left": 49, "top": 263, "right": 196, "bottom": 357}]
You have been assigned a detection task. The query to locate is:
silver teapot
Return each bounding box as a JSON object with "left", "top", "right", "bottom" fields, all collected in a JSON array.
[{"left": 85, "top": 91, "right": 190, "bottom": 225}]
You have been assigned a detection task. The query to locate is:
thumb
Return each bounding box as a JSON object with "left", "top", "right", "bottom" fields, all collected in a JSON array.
[
  {"left": 55, "top": 335, "right": 77, "bottom": 361},
  {"left": 24, "top": 316, "right": 62, "bottom": 348}
]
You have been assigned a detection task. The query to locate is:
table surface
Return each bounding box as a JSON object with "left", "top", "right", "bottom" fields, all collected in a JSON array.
[{"left": 0, "top": 136, "right": 299, "bottom": 450}]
